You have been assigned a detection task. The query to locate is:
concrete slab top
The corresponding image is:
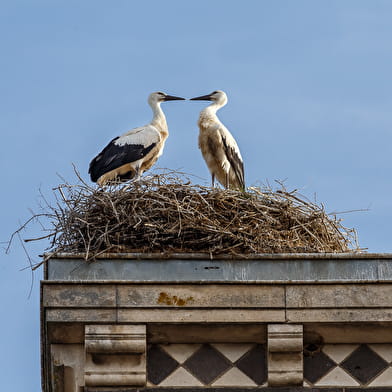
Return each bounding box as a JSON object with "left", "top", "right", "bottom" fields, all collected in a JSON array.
[{"left": 45, "top": 253, "right": 392, "bottom": 283}]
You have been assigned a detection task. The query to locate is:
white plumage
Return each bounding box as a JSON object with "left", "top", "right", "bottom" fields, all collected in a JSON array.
[
  {"left": 191, "top": 90, "right": 245, "bottom": 190},
  {"left": 89, "top": 91, "right": 185, "bottom": 185}
]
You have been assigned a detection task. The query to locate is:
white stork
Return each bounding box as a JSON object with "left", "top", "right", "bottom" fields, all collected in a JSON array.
[
  {"left": 89, "top": 91, "right": 185, "bottom": 185},
  {"left": 190, "top": 90, "right": 245, "bottom": 190}
]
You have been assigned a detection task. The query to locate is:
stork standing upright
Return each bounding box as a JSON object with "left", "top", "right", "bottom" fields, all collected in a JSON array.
[
  {"left": 190, "top": 90, "right": 245, "bottom": 190},
  {"left": 89, "top": 92, "right": 185, "bottom": 185}
]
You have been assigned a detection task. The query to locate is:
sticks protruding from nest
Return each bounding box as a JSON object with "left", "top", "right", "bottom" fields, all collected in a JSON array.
[{"left": 11, "top": 170, "right": 359, "bottom": 266}]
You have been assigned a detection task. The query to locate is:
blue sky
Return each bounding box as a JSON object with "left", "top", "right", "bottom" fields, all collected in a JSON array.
[{"left": 1, "top": 1, "right": 392, "bottom": 390}]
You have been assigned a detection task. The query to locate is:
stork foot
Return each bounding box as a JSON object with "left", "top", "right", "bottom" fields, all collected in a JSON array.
[{"left": 132, "top": 166, "right": 142, "bottom": 182}]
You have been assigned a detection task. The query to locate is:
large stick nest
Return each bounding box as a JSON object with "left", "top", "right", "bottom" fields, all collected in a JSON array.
[{"left": 39, "top": 171, "right": 358, "bottom": 260}]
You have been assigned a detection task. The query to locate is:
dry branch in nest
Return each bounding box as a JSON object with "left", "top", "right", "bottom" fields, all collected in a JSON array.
[{"left": 27, "top": 170, "right": 359, "bottom": 263}]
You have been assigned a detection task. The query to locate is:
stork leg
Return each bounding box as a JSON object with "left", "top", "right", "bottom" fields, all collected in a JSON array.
[
  {"left": 225, "top": 173, "right": 230, "bottom": 189},
  {"left": 133, "top": 165, "right": 142, "bottom": 182},
  {"left": 211, "top": 174, "right": 215, "bottom": 188}
]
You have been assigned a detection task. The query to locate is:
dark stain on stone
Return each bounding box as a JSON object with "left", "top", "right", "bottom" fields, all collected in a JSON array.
[{"left": 157, "top": 292, "right": 194, "bottom": 306}]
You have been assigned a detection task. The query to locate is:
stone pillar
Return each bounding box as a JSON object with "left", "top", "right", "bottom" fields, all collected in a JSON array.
[
  {"left": 268, "top": 324, "right": 303, "bottom": 386},
  {"left": 84, "top": 324, "right": 146, "bottom": 387}
]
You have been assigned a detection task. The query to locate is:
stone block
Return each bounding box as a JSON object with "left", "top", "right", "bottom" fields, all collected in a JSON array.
[
  {"left": 304, "top": 324, "right": 392, "bottom": 344},
  {"left": 118, "top": 309, "right": 286, "bottom": 323},
  {"left": 287, "top": 309, "right": 392, "bottom": 323},
  {"left": 287, "top": 284, "right": 392, "bottom": 308},
  {"left": 46, "top": 309, "right": 117, "bottom": 323},
  {"left": 43, "top": 284, "right": 116, "bottom": 307},
  {"left": 85, "top": 324, "right": 146, "bottom": 354},
  {"left": 117, "top": 284, "right": 285, "bottom": 308},
  {"left": 48, "top": 323, "right": 84, "bottom": 344},
  {"left": 51, "top": 344, "right": 84, "bottom": 392},
  {"left": 148, "top": 324, "right": 267, "bottom": 343},
  {"left": 268, "top": 324, "right": 303, "bottom": 386},
  {"left": 84, "top": 325, "right": 146, "bottom": 387}
]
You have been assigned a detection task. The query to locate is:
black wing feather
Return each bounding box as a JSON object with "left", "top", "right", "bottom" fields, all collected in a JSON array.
[
  {"left": 221, "top": 135, "right": 245, "bottom": 189},
  {"left": 89, "top": 137, "right": 156, "bottom": 182}
]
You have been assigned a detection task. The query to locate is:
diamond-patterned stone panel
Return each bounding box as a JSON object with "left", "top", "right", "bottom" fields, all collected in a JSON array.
[
  {"left": 147, "top": 344, "right": 179, "bottom": 385},
  {"left": 148, "top": 343, "right": 392, "bottom": 388},
  {"left": 235, "top": 343, "right": 267, "bottom": 385},
  {"left": 341, "top": 344, "right": 389, "bottom": 384},
  {"left": 369, "top": 344, "right": 392, "bottom": 363},
  {"left": 159, "top": 367, "right": 203, "bottom": 387},
  {"left": 212, "top": 367, "right": 257, "bottom": 386},
  {"left": 212, "top": 343, "right": 254, "bottom": 363},
  {"left": 162, "top": 344, "right": 201, "bottom": 364},
  {"left": 323, "top": 344, "right": 359, "bottom": 364},
  {"left": 183, "top": 344, "right": 231, "bottom": 384},
  {"left": 304, "top": 350, "right": 336, "bottom": 384},
  {"left": 316, "top": 367, "right": 359, "bottom": 387},
  {"left": 369, "top": 367, "right": 392, "bottom": 387}
]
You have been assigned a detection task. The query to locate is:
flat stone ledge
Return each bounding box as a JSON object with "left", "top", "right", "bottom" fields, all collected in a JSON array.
[
  {"left": 42, "top": 281, "right": 392, "bottom": 324},
  {"left": 45, "top": 253, "right": 392, "bottom": 283},
  {"left": 43, "top": 284, "right": 285, "bottom": 308}
]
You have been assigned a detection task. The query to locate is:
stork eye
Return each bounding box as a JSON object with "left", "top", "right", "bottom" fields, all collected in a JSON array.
[{"left": 212, "top": 90, "right": 219, "bottom": 94}]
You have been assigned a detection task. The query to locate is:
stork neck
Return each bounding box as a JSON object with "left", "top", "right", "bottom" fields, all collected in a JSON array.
[
  {"left": 150, "top": 102, "right": 168, "bottom": 130},
  {"left": 201, "top": 101, "right": 224, "bottom": 119}
]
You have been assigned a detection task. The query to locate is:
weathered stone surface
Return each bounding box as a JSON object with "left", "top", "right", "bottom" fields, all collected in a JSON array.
[
  {"left": 117, "top": 284, "right": 285, "bottom": 308},
  {"left": 268, "top": 324, "right": 303, "bottom": 387},
  {"left": 41, "top": 254, "right": 392, "bottom": 391},
  {"left": 48, "top": 323, "right": 84, "bottom": 344},
  {"left": 43, "top": 284, "right": 116, "bottom": 307},
  {"left": 118, "top": 309, "right": 286, "bottom": 323},
  {"left": 46, "top": 253, "right": 392, "bottom": 283},
  {"left": 268, "top": 353, "right": 303, "bottom": 371},
  {"left": 85, "top": 354, "right": 146, "bottom": 387},
  {"left": 46, "top": 309, "right": 116, "bottom": 323},
  {"left": 148, "top": 324, "right": 267, "bottom": 343},
  {"left": 287, "top": 284, "right": 392, "bottom": 308},
  {"left": 268, "top": 324, "right": 303, "bottom": 352},
  {"left": 287, "top": 309, "right": 392, "bottom": 323},
  {"left": 85, "top": 324, "right": 146, "bottom": 387},
  {"left": 304, "top": 324, "right": 392, "bottom": 344},
  {"left": 85, "top": 324, "right": 146, "bottom": 354},
  {"left": 51, "top": 344, "right": 84, "bottom": 391}
]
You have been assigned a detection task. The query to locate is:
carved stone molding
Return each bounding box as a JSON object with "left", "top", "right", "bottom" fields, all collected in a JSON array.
[
  {"left": 268, "top": 324, "right": 303, "bottom": 386},
  {"left": 84, "top": 324, "right": 146, "bottom": 387}
]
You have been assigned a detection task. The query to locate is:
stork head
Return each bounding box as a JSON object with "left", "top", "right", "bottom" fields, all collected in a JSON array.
[
  {"left": 190, "top": 90, "right": 228, "bottom": 106},
  {"left": 148, "top": 91, "right": 185, "bottom": 106}
]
